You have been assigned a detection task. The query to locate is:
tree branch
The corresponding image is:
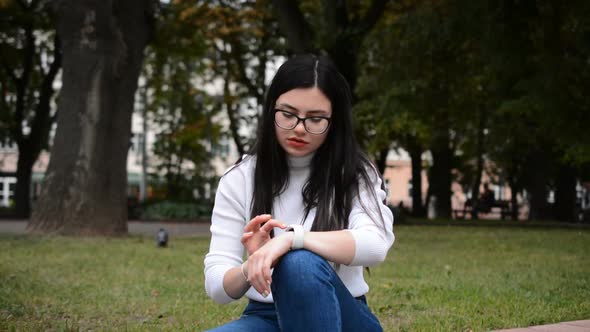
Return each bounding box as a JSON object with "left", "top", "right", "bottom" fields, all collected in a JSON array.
[
  {"left": 29, "top": 35, "right": 61, "bottom": 154},
  {"left": 321, "top": 0, "right": 348, "bottom": 35},
  {"left": 9, "top": 23, "right": 36, "bottom": 144},
  {"left": 271, "top": 0, "right": 314, "bottom": 53},
  {"left": 223, "top": 78, "right": 245, "bottom": 156},
  {"left": 0, "top": 56, "right": 19, "bottom": 84},
  {"left": 228, "top": 39, "right": 263, "bottom": 103}
]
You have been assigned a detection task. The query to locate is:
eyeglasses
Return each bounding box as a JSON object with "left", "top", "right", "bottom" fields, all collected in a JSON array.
[{"left": 274, "top": 109, "right": 331, "bottom": 135}]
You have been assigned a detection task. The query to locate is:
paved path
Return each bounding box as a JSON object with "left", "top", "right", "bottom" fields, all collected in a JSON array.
[
  {"left": 0, "top": 220, "right": 211, "bottom": 237},
  {"left": 493, "top": 320, "right": 590, "bottom": 331}
]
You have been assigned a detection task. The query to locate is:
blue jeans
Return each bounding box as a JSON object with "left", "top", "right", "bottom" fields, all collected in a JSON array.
[{"left": 207, "top": 250, "right": 383, "bottom": 332}]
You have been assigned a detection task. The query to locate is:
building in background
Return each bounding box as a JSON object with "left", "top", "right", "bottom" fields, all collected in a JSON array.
[{"left": 0, "top": 111, "right": 234, "bottom": 210}]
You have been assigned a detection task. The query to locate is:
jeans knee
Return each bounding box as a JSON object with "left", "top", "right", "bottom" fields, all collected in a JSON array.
[
  {"left": 272, "top": 250, "right": 332, "bottom": 294},
  {"left": 276, "top": 250, "right": 326, "bottom": 272}
]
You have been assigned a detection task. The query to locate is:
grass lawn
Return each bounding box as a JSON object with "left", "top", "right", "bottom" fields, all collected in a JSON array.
[{"left": 1, "top": 225, "right": 589, "bottom": 331}]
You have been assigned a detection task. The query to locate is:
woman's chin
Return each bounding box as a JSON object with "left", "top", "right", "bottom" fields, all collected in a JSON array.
[{"left": 285, "top": 148, "right": 314, "bottom": 157}]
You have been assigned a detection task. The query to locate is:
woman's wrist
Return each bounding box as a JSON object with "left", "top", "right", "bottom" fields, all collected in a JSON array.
[
  {"left": 240, "top": 262, "right": 249, "bottom": 284},
  {"left": 280, "top": 231, "right": 295, "bottom": 249},
  {"left": 275, "top": 232, "right": 295, "bottom": 251},
  {"left": 285, "top": 224, "right": 305, "bottom": 250}
]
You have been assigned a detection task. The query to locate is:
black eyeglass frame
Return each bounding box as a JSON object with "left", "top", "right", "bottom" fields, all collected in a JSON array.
[{"left": 273, "top": 109, "right": 332, "bottom": 135}]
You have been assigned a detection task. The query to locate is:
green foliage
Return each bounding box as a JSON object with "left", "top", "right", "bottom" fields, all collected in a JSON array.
[
  {"left": 0, "top": 0, "right": 58, "bottom": 146},
  {"left": 195, "top": 0, "right": 285, "bottom": 153},
  {"left": 355, "top": 0, "right": 590, "bottom": 217},
  {"left": 138, "top": 1, "right": 288, "bottom": 202},
  {"left": 1, "top": 226, "right": 589, "bottom": 331},
  {"left": 139, "top": 1, "right": 222, "bottom": 201}
]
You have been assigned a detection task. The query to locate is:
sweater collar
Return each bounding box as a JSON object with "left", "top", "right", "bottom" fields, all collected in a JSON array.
[{"left": 287, "top": 152, "right": 314, "bottom": 169}]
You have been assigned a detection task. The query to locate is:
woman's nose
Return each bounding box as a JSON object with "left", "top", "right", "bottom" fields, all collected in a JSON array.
[{"left": 293, "top": 120, "right": 306, "bottom": 134}]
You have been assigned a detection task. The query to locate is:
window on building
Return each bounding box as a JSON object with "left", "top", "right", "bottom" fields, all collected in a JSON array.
[
  {"left": 0, "top": 138, "right": 17, "bottom": 152},
  {"left": 0, "top": 177, "right": 17, "bottom": 207},
  {"left": 129, "top": 132, "right": 144, "bottom": 154},
  {"left": 547, "top": 190, "right": 555, "bottom": 204},
  {"left": 492, "top": 184, "right": 502, "bottom": 201},
  {"left": 211, "top": 142, "right": 229, "bottom": 158}
]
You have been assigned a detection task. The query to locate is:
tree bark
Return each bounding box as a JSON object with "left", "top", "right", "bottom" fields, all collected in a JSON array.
[
  {"left": 408, "top": 139, "right": 426, "bottom": 217},
  {"left": 223, "top": 78, "right": 246, "bottom": 157},
  {"left": 375, "top": 148, "right": 389, "bottom": 175},
  {"left": 271, "top": 0, "right": 314, "bottom": 54},
  {"left": 525, "top": 150, "right": 551, "bottom": 220},
  {"left": 508, "top": 175, "right": 520, "bottom": 220},
  {"left": 28, "top": 0, "right": 154, "bottom": 235},
  {"left": 13, "top": 145, "right": 34, "bottom": 218},
  {"left": 9, "top": 18, "right": 62, "bottom": 218},
  {"left": 272, "top": 0, "right": 388, "bottom": 93},
  {"left": 429, "top": 129, "right": 453, "bottom": 219},
  {"left": 469, "top": 107, "right": 487, "bottom": 219},
  {"left": 553, "top": 163, "right": 577, "bottom": 222}
]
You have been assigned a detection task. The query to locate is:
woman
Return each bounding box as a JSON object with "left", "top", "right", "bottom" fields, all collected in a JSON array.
[{"left": 204, "top": 54, "right": 394, "bottom": 331}]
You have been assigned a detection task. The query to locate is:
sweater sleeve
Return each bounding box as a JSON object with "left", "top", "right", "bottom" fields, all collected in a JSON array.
[
  {"left": 347, "top": 168, "right": 395, "bottom": 267},
  {"left": 203, "top": 164, "right": 249, "bottom": 304}
]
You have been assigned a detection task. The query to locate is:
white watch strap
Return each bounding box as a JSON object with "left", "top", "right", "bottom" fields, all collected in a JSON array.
[{"left": 286, "top": 224, "right": 305, "bottom": 250}]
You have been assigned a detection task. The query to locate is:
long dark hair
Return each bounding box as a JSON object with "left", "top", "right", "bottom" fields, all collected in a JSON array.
[{"left": 244, "top": 54, "right": 382, "bottom": 231}]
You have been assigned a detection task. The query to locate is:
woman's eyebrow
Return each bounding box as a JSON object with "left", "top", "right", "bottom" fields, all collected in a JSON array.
[
  {"left": 306, "top": 110, "right": 330, "bottom": 116},
  {"left": 276, "top": 103, "right": 299, "bottom": 112},
  {"left": 276, "top": 103, "right": 330, "bottom": 115}
]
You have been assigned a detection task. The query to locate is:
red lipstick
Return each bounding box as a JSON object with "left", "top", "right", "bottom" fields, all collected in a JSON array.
[{"left": 287, "top": 138, "right": 308, "bottom": 148}]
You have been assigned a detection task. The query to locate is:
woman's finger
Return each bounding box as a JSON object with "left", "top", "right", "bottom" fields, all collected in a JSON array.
[
  {"left": 262, "top": 256, "right": 273, "bottom": 290},
  {"left": 255, "top": 255, "right": 268, "bottom": 297},
  {"left": 259, "top": 219, "right": 287, "bottom": 233},
  {"left": 241, "top": 231, "right": 254, "bottom": 244},
  {"left": 246, "top": 258, "right": 260, "bottom": 294},
  {"left": 244, "top": 214, "right": 272, "bottom": 232},
  {"left": 249, "top": 254, "right": 268, "bottom": 297}
]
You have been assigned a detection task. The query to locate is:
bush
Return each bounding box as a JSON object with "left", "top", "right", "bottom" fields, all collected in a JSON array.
[
  {"left": 138, "top": 201, "right": 212, "bottom": 221},
  {"left": 0, "top": 206, "right": 17, "bottom": 219}
]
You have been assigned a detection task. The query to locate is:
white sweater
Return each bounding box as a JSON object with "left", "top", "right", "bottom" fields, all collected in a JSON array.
[{"left": 204, "top": 153, "right": 395, "bottom": 304}]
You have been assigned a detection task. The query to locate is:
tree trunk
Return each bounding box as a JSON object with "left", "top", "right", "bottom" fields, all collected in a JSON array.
[
  {"left": 375, "top": 148, "right": 389, "bottom": 175},
  {"left": 224, "top": 78, "right": 245, "bottom": 156},
  {"left": 271, "top": 0, "right": 314, "bottom": 54},
  {"left": 408, "top": 139, "right": 426, "bottom": 217},
  {"left": 508, "top": 175, "right": 520, "bottom": 220},
  {"left": 13, "top": 144, "right": 34, "bottom": 218},
  {"left": 553, "top": 163, "right": 577, "bottom": 222},
  {"left": 469, "top": 107, "right": 487, "bottom": 219},
  {"left": 14, "top": 35, "right": 62, "bottom": 218},
  {"left": 526, "top": 151, "right": 550, "bottom": 220},
  {"left": 7, "top": 12, "right": 61, "bottom": 218},
  {"left": 272, "top": 0, "right": 387, "bottom": 94},
  {"left": 28, "top": 0, "right": 154, "bottom": 235},
  {"left": 430, "top": 130, "right": 453, "bottom": 219}
]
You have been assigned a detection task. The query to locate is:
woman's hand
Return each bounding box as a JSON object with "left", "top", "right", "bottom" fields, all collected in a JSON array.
[
  {"left": 241, "top": 214, "right": 286, "bottom": 256},
  {"left": 244, "top": 232, "right": 293, "bottom": 297}
]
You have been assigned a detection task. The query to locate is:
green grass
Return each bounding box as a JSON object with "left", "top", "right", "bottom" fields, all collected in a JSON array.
[{"left": 1, "top": 226, "right": 589, "bottom": 331}]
